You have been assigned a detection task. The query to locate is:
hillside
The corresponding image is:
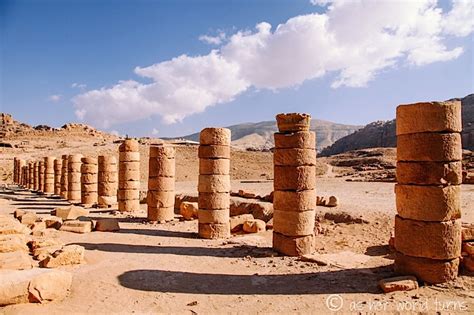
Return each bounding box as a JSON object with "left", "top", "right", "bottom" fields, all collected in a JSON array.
[
  {"left": 176, "top": 119, "right": 362, "bottom": 152},
  {"left": 320, "top": 94, "right": 473, "bottom": 156}
]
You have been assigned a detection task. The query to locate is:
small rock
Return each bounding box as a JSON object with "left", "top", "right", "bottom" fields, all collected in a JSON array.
[
  {"left": 0, "top": 251, "right": 33, "bottom": 270},
  {"left": 379, "top": 276, "right": 419, "bottom": 293},
  {"left": 42, "top": 216, "right": 63, "bottom": 229},
  {"left": 53, "top": 206, "right": 89, "bottom": 221},
  {"left": 230, "top": 214, "right": 254, "bottom": 232},
  {"left": 327, "top": 196, "right": 338, "bottom": 207},
  {"left": 59, "top": 220, "right": 92, "bottom": 234},
  {"left": 180, "top": 202, "right": 198, "bottom": 221},
  {"left": 95, "top": 218, "right": 120, "bottom": 232},
  {"left": 39, "top": 245, "right": 85, "bottom": 268},
  {"left": 243, "top": 219, "right": 266, "bottom": 233}
]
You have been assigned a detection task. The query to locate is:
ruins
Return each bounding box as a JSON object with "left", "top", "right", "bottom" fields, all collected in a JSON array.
[
  {"left": 97, "top": 155, "right": 118, "bottom": 208},
  {"left": 118, "top": 139, "right": 140, "bottom": 212}
]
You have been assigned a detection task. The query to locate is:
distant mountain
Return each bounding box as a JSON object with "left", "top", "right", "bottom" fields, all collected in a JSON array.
[
  {"left": 320, "top": 94, "right": 474, "bottom": 156},
  {"left": 177, "top": 119, "right": 362, "bottom": 152}
]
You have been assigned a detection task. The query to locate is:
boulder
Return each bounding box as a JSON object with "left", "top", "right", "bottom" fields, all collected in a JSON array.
[
  {"left": 53, "top": 206, "right": 89, "bottom": 220},
  {"left": 31, "top": 222, "right": 47, "bottom": 233},
  {"left": 230, "top": 214, "right": 254, "bottom": 232},
  {"left": 42, "top": 216, "right": 63, "bottom": 229},
  {"left": 39, "top": 245, "right": 85, "bottom": 268},
  {"left": 95, "top": 218, "right": 120, "bottom": 232},
  {"left": 180, "top": 202, "right": 198, "bottom": 220},
  {"left": 243, "top": 219, "right": 266, "bottom": 233},
  {"left": 59, "top": 220, "right": 92, "bottom": 234},
  {"left": 0, "top": 251, "right": 33, "bottom": 270},
  {"left": 379, "top": 276, "right": 418, "bottom": 293},
  {"left": 13, "top": 209, "right": 25, "bottom": 219},
  {"left": 0, "top": 269, "right": 72, "bottom": 305},
  {"left": 32, "top": 229, "right": 60, "bottom": 238}
]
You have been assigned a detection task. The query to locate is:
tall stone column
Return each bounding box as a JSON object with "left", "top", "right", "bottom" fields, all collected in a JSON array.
[
  {"left": 33, "top": 162, "right": 39, "bottom": 191},
  {"left": 38, "top": 161, "right": 45, "bottom": 193},
  {"left": 60, "top": 154, "right": 69, "bottom": 199},
  {"left": 23, "top": 165, "right": 28, "bottom": 187},
  {"left": 43, "top": 157, "right": 55, "bottom": 194},
  {"left": 54, "top": 159, "right": 62, "bottom": 195},
  {"left": 98, "top": 156, "right": 118, "bottom": 208},
  {"left": 147, "top": 145, "right": 175, "bottom": 222},
  {"left": 118, "top": 139, "right": 140, "bottom": 212},
  {"left": 198, "top": 128, "right": 231, "bottom": 239},
  {"left": 81, "top": 157, "right": 98, "bottom": 207},
  {"left": 18, "top": 159, "right": 26, "bottom": 187},
  {"left": 28, "top": 162, "right": 34, "bottom": 190},
  {"left": 13, "top": 157, "right": 18, "bottom": 184},
  {"left": 394, "top": 101, "right": 462, "bottom": 284},
  {"left": 273, "top": 113, "right": 316, "bottom": 256},
  {"left": 67, "top": 154, "right": 82, "bottom": 203}
]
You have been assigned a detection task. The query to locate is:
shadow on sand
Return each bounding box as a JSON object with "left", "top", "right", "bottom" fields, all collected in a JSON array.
[{"left": 117, "top": 266, "right": 393, "bottom": 295}]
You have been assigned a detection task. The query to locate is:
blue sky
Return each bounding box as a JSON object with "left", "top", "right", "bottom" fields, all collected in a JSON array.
[{"left": 1, "top": 0, "right": 473, "bottom": 137}]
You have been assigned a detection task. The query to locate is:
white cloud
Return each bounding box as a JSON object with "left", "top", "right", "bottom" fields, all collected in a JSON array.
[
  {"left": 151, "top": 128, "right": 159, "bottom": 135},
  {"left": 71, "top": 82, "right": 87, "bottom": 89},
  {"left": 73, "top": 0, "right": 474, "bottom": 128},
  {"left": 109, "top": 130, "right": 120, "bottom": 136},
  {"left": 199, "top": 31, "right": 227, "bottom": 45},
  {"left": 48, "top": 94, "right": 62, "bottom": 102}
]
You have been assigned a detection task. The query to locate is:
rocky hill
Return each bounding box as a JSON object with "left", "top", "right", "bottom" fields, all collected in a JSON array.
[
  {"left": 320, "top": 94, "right": 473, "bottom": 156},
  {"left": 177, "top": 119, "right": 362, "bottom": 152},
  {"left": 0, "top": 113, "right": 116, "bottom": 140}
]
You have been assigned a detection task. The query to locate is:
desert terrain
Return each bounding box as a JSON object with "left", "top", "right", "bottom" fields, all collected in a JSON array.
[{"left": 0, "top": 119, "right": 473, "bottom": 314}]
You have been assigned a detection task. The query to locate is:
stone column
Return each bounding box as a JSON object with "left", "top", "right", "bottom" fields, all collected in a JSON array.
[
  {"left": 273, "top": 113, "right": 316, "bottom": 256},
  {"left": 38, "top": 161, "right": 45, "bottom": 193},
  {"left": 394, "top": 101, "right": 462, "bottom": 284},
  {"left": 118, "top": 139, "right": 140, "bottom": 212},
  {"left": 43, "top": 157, "right": 55, "bottom": 194},
  {"left": 198, "top": 128, "right": 231, "bottom": 239},
  {"left": 54, "top": 159, "right": 62, "bottom": 195},
  {"left": 13, "top": 157, "right": 18, "bottom": 184},
  {"left": 33, "top": 161, "right": 39, "bottom": 191},
  {"left": 60, "top": 155, "right": 68, "bottom": 199},
  {"left": 147, "top": 145, "right": 175, "bottom": 222},
  {"left": 81, "top": 157, "right": 98, "bottom": 207},
  {"left": 67, "top": 154, "right": 82, "bottom": 203},
  {"left": 23, "top": 165, "right": 28, "bottom": 187},
  {"left": 28, "top": 162, "right": 34, "bottom": 190},
  {"left": 18, "top": 159, "right": 26, "bottom": 187},
  {"left": 98, "top": 156, "right": 118, "bottom": 208}
]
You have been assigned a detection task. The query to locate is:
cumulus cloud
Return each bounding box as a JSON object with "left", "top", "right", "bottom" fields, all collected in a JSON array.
[
  {"left": 199, "top": 31, "right": 227, "bottom": 45},
  {"left": 151, "top": 128, "right": 159, "bottom": 135},
  {"left": 71, "top": 82, "right": 87, "bottom": 89},
  {"left": 48, "top": 94, "right": 62, "bottom": 102},
  {"left": 73, "top": 0, "right": 474, "bottom": 128}
]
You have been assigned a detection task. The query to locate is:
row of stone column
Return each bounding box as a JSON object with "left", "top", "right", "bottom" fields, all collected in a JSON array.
[{"left": 394, "top": 100, "right": 462, "bottom": 284}]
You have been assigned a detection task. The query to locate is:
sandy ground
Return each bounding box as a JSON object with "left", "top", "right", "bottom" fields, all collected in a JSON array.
[{"left": 0, "top": 178, "right": 473, "bottom": 314}]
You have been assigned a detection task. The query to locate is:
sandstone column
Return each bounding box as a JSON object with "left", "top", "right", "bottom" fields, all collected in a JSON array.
[
  {"left": 18, "top": 159, "right": 26, "bottom": 187},
  {"left": 273, "top": 113, "right": 316, "bottom": 256},
  {"left": 22, "top": 165, "right": 28, "bottom": 187},
  {"left": 147, "top": 145, "right": 175, "bottom": 222},
  {"left": 67, "top": 154, "right": 82, "bottom": 203},
  {"left": 81, "top": 157, "right": 98, "bottom": 207},
  {"left": 394, "top": 101, "right": 462, "bottom": 284},
  {"left": 54, "top": 159, "right": 62, "bottom": 195},
  {"left": 98, "top": 156, "right": 118, "bottom": 208},
  {"left": 13, "top": 157, "right": 18, "bottom": 184},
  {"left": 118, "top": 139, "right": 140, "bottom": 212},
  {"left": 198, "top": 128, "right": 231, "bottom": 239},
  {"left": 60, "top": 154, "right": 69, "bottom": 199},
  {"left": 28, "top": 162, "right": 34, "bottom": 190},
  {"left": 38, "top": 160, "right": 45, "bottom": 193},
  {"left": 43, "top": 157, "right": 55, "bottom": 194},
  {"left": 33, "top": 161, "right": 39, "bottom": 191}
]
